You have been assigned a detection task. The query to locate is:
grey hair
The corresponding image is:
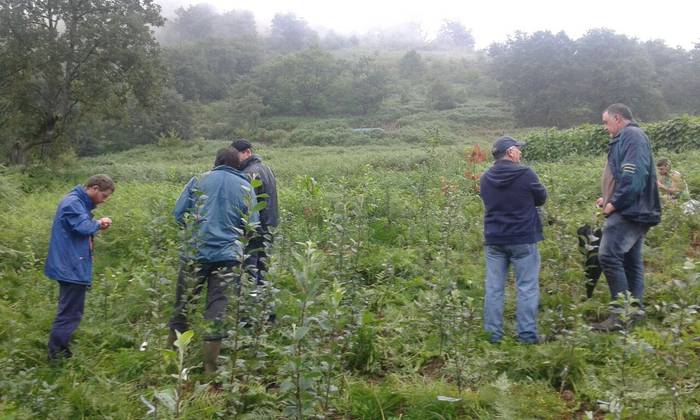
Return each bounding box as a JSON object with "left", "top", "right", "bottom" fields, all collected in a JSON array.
[{"left": 604, "top": 103, "right": 634, "bottom": 121}]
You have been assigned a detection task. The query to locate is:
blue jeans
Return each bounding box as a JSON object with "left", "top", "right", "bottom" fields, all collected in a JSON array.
[
  {"left": 598, "top": 212, "right": 649, "bottom": 307},
  {"left": 484, "top": 243, "right": 540, "bottom": 343},
  {"left": 48, "top": 281, "right": 88, "bottom": 359}
]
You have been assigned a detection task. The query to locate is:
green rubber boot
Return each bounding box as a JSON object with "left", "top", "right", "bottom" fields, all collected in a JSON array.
[{"left": 203, "top": 340, "right": 221, "bottom": 375}]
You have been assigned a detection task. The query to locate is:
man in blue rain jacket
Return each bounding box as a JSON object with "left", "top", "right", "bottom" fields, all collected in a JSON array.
[{"left": 46, "top": 174, "right": 114, "bottom": 360}]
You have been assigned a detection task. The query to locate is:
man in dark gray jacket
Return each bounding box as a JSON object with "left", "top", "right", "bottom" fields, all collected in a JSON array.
[
  {"left": 592, "top": 103, "right": 661, "bottom": 332},
  {"left": 231, "top": 139, "right": 278, "bottom": 286}
]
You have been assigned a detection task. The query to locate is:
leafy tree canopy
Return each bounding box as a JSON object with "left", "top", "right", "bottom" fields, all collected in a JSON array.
[
  {"left": 0, "top": 0, "right": 165, "bottom": 163},
  {"left": 434, "top": 20, "right": 475, "bottom": 50},
  {"left": 269, "top": 13, "right": 319, "bottom": 52},
  {"left": 158, "top": 3, "right": 257, "bottom": 45}
]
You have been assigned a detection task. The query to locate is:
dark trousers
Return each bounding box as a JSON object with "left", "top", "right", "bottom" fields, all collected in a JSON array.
[
  {"left": 249, "top": 231, "right": 276, "bottom": 322},
  {"left": 48, "top": 281, "right": 88, "bottom": 359},
  {"left": 168, "top": 261, "right": 239, "bottom": 341},
  {"left": 248, "top": 235, "right": 268, "bottom": 285}
]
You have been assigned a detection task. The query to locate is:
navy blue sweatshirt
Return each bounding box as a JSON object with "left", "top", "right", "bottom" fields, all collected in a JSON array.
[{"left": 479, "top": 160, "right": 547, "bottom": 245}]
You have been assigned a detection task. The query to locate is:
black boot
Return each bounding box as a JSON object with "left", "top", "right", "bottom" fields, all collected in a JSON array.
[
  {"left": 166, "top": 329, "right": 178, "bottom": 350},
  {"left": 591, "top": 315, "right": 622, "bottom": 332}
]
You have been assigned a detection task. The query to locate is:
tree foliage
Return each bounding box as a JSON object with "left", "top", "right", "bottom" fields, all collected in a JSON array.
[
  {"left": 269, "top": 13, "right": 319, "bottom": 52},
  {"left": 489, "top": 31, "right": 584, "bottom": 127},
  {"left": 163, "top": 40, "right": 260, "bottom": 102},
  {"left": 433, "top": 20, "right": 475, "bottom": 50},
  {"left": 489, "top": 29, "right": 679, "bottom": 127},
  {"left": 158, "top": 4, "right": 256, "bottom": 45},
  {"left": 399, "top": 50, "right": 426, "bottom": 79},
  {"left": 572, "top": 29, "right": 666, "bottom": 122},
  {"left": 343, "top": 56, "right": 390, "bottom": 115},
  {"left": 256, "top": 48, "right": 337, "bottom": 115},
  {"left": 0, "top": 0, "right": 165, "bottom": 163}
]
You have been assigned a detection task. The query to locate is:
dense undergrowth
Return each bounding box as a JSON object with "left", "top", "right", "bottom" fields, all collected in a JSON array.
[
  {"left": 1, "top": 139, "right": 699, "bottom": 419},
  {"left": 523, "top": 116, "right": 700, "bottom": 162}
]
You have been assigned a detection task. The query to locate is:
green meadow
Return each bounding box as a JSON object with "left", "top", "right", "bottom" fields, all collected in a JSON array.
[{"left": 1, "top": 137, "right": 699, "bottom": 419}]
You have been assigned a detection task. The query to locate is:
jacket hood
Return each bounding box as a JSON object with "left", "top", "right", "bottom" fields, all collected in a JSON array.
[
  {"left": 71, "top": 185, "right": 95, "bottom": 210},
  {"left": 484, "top": 160, "right": 530, "bottom": 188},
  {"left": 211, "top": 165, "right": 249, "bottom": 182}
]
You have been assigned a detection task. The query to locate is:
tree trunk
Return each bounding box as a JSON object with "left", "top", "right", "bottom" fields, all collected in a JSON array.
[{"left": 9, "top": 142, "right": 26, "bottom": 166}]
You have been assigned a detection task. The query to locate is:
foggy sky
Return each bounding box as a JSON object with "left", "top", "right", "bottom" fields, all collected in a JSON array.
[{"left": 157, "top": 0, "right": 699, "bottom": 49}]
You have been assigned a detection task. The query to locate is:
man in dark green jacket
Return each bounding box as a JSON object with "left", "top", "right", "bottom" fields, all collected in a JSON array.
[{"left": 593, "top": 103, "right": 661, "bottom": 332}]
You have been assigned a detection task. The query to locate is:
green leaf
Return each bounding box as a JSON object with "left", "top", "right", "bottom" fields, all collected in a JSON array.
[
  {"left": 174, "top": 330, "right": 194, "bottom": 349},
  {"left": 294, "top": 325, "right": 310, "bottom": 341},
  {"left": 251, "top": 201, "right": 268, "bottom": 213},
  {"left": 154, "top": 389, "right": 177, "bottom": 413}
]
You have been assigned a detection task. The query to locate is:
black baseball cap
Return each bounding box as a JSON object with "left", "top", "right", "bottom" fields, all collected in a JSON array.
[{"left": 231, "top": 139, "right": 252, "bottom": 151}]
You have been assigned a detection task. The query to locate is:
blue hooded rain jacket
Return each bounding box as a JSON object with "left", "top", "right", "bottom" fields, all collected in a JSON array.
[{"left": 45, "top": 186, "right": 101, "bottom": 285}]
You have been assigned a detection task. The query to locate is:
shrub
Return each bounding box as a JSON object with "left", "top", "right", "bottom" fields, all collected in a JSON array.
[{"left": 523, "top": 116, "right": 700, "bottom": 161}]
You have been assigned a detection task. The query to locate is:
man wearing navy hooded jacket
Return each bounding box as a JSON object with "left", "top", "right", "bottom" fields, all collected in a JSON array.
[
  {"left": 45, "top": 174, "right": 114, "bottom": 360},
  {"left": 480, "top": 136, "right": 547, "bottom": 344}
]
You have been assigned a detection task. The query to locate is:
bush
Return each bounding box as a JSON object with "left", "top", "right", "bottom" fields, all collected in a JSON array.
[
  {"left": 523, "top": 115, "right": 700, "bottom": 161},
  {"left": 288, "top": 128, "right": 371, "bottom": 146}
]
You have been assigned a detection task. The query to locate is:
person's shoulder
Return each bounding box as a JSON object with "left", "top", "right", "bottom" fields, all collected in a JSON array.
[
  {"left": 523, "top": 165, "right": 541, "bottom": 178},
  {"left": 59, "top": 191, "right": 83, "bottom": 209},
  {"left": 621, "top": 124, "right": 649, "bottom": 141},
  {"left": 224, "top": 168, "right": 253, "bottom": 186},
  {"left": 247, "top": 159, "right": 270, "bottom": 171}
]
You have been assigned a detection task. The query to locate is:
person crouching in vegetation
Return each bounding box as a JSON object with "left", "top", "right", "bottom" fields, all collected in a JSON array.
[
  {"left": 479, "top": 136, "right": 547, "bottom": 344},
  {"left": 656, "top": 158, "right": 685, "bottom": 201},
  {"left": 45, "top": 174, "right": 114, "bottom": 361},
  {"left": 592, "top": 103, "right": 661, "bottom": 332},
  {"left": 167, "top": 148, "right": 259, "bottom": 375}
]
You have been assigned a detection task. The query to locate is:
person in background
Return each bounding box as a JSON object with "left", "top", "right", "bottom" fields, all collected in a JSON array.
[
  {"left": 479, "top": 136, "right": 547, "bottom": 344},
  {"left": 230, "top": 139, "right": 278, "bottom": 314},
  {"left": 46, "top": 174, "right": 114, "bottom": 360},
  {"left": 592, "top": 103, "right": 661, "bottom": 332},
  {"left": 656, "top": 158, "right": 685, "bottom": 200},
  {"left": 167, "top": 148, "right": 258, "bottom": 375}
]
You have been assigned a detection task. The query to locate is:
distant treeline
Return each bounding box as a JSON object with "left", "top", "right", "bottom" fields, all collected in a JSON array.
[
  {"left": 1, "top": 1, "right": 699, "bottom": 163},
  {"left": 489, "top": 30, "right": 700, "bottom": 127}
]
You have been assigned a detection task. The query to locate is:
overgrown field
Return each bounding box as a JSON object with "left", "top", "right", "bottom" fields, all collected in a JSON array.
[{"left": 1, "top": 140, "right": 699, "bottom": 419}]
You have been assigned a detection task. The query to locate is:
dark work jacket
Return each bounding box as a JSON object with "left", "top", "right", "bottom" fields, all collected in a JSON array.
[
  {"left": 480, "top": 160, "right": 547, "bottom": 245},
  {"left": 607, "top": 123, "right": 661, "bottom": 226},
  {"left": 239, "top": 155, "right": 278, "bottom": 228}
]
